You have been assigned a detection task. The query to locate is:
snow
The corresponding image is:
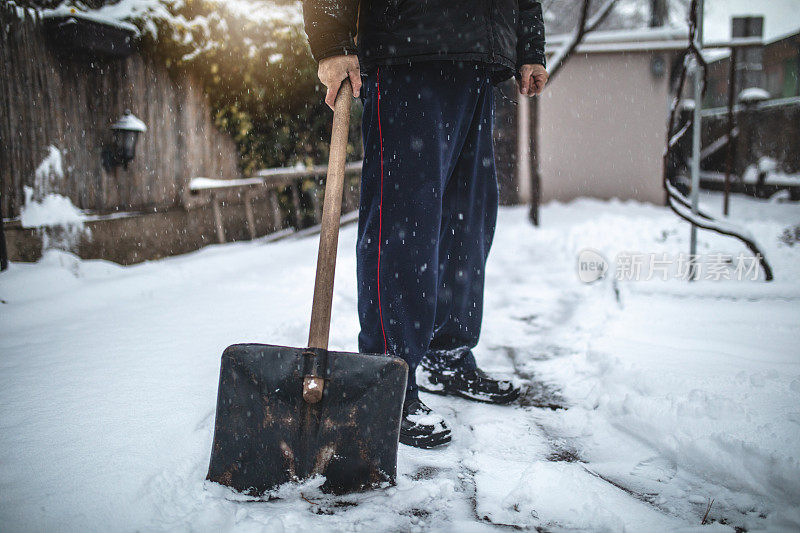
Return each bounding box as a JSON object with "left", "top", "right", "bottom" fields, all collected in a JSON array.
[
  {"left": 737, "top": 158, "right": 800, "bottom": 186},
  {"left": 33, "top": 144, "right": 64, "bottom": 186},
  {"left": 702, "top": 48, "right": 731, "bottom": 63},
  {"left": 1, "top": 194, "right": 799, "bottom": 531},
  {"left": 41, "top": 5, "right": 140, "bottom": 34},
  {"left": 20, "top": 145, "right": 84, "bottom": 228},
  {"left": 20, "top": 188, "right": 84, "bottom": 228},
  {"left": 189, "top": 177, "right": 265, "bottom": 191},
  {"left": 111, "top": 112, "right": 147, "bottom": 132},
  {"left": 738, "top": 87, "right": 771, "bottom": 103},
  {"left": 406, "top": 412, "right": 447, "bottom": 433},
  {"left": 545, "top": 14, "right": 688, "bottom": 62},
  {"left": 547, "top": 26, "right": 688, "bottom": 47},
  {"left": 667, "top": 182, "right": 759, "bottom": 245},
  {"left": 758, "top": 156, "right": 779, "bottom": 174},
  {"left": 18, "top": 146, "right": 86, "bottom": 252},
  {"left": 41, "top": 1, "right": 163, "bottom": 35}
]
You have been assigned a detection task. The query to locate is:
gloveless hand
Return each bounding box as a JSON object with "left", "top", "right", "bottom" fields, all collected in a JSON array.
[
  {"left": 518, "top": 64, "right": 548, "bottom": 96},
  {"left": 317, "top": 55, "right": 362, "bottom": 109}
]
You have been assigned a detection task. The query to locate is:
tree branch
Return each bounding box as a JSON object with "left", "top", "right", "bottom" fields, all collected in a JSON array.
[{"left": 547, "top": 0, "right": 619, "bottom": 82}]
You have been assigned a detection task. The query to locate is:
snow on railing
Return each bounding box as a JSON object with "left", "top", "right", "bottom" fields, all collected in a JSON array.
[
  {"left": 701, "top": 95, "right": 800, "bottom": 117},
  {"left": 188, "top": 177, "right": 265, "bottom": 192},
  {"left": 253, "top": 161, "right": 362, "bottom": 180},
  {"left": 665, "top": 181, "right": 773, "bottom": 281},
  {"left": 699, "top": 128, "right": 738, "bottom": 161},
  {"left": 188, "top": 161, "right": 363, "bottom": 244}
]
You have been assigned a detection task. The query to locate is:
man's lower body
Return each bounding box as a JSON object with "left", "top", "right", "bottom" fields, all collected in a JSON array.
[{"left": 357, "top": 61, "right": 518, "bottom": 448}]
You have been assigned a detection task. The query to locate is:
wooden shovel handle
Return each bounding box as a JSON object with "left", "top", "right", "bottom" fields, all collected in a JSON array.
[{"left": 308, "top": 79, "right": 353, "bottom": 350}]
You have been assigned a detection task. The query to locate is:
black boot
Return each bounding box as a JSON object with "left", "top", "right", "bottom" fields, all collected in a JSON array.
[
  {"left": 418, "top": 366, "right": 520, "bottom": 404},
  {"left": 399, "top": 397, "right": 451, "bottom": 449}
]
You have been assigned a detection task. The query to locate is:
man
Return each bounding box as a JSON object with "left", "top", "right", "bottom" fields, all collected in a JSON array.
[{"left": 303, "top": 0, "right": 548, "bottom": 449}]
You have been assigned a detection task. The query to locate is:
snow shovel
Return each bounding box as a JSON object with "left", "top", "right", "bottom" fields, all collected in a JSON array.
[{"left": 206, "top": 80, "right": 408, "bottom": 495}]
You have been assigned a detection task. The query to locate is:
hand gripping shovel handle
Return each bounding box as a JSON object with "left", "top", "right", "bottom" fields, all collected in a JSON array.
[{"left": 304, "top": 80, "right": 352, "bottom": 403}]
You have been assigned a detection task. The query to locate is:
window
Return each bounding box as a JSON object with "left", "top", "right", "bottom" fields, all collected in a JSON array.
[{"left": 782, "top": 58, "right": 800, "bottom": 97}]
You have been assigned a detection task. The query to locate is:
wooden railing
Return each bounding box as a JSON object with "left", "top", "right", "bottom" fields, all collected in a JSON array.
[{"left": 188, "top": 161, "right": 363, "bottom": 243}]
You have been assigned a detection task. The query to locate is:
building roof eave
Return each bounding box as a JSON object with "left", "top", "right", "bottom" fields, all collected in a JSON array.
[
  {"left": 546, "top": 26, "right": 689, "bottom": 54},
  {"left": 547, "top": 26, "right": 688, "bottom": 45},
  {"left": 546, "top": 40, "right": 688, "bottom": 55}
]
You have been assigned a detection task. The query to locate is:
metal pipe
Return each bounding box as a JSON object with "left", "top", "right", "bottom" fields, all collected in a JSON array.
[
  {"left": 689, "top": 0, "right": 704, "bottom": 280},
  {"left": 0, "top": 198, "right": 8, "bottom": 271},
  {"left": 723, "top": 47, "right": 737, "bottom": 216}
]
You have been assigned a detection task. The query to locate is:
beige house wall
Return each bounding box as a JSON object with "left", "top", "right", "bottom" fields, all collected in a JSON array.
[{"left": 538, "top": 51, "right": 675, "bottom": 205}]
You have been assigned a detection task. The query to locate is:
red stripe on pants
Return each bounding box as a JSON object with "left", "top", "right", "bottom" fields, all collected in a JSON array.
[{"left": 376, "top": 68, "right": 389, "bottom": 354}]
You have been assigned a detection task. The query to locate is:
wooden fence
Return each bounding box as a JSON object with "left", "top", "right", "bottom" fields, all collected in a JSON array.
[
  {"left": 0, "top": 3, "right": 241, "bottom": 218},
  {"left": 701, "top": 97, "right": 800, "bottom": 176}
]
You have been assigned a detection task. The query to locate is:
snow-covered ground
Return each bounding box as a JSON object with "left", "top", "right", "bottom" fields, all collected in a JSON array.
[{"left": 1, "top": 193, "right": 799, "bottom": 532}]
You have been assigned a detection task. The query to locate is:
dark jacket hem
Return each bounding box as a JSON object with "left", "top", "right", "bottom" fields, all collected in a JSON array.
[{"left": 359, "top": 51, "right": 517, "bottom": 83}]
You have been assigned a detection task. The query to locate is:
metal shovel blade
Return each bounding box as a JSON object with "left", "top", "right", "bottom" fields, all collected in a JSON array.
[{"left": 206, "top": 342, "right": 408, "bottom": 495}]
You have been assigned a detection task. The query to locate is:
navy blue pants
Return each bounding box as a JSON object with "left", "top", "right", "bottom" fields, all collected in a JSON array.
[{"left": 357, "top": 62, "right": 499, "bottom": 399}]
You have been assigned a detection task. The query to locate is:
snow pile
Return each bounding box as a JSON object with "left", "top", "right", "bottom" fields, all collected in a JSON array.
[
  {"left": 20, "top": 189, "right": 84, "bottom": 228},
  {"left": 31, "top": 144, "right": 63, "bottom": 191},
  {"left": 739, "top": 156, "right": 800, "bottom": 187},
  {"left": 0, "top": 193, "right": 798, "bottom": 531},
  {"left": 19, "top": 146, "right": 86, "bottom": 250},
  {"left": 757, "top": 156, "right": 778, "bottom": 175}
]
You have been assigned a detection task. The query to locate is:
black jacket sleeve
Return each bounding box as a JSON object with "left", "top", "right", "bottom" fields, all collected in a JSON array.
[
  {"left": 517, "top": 0, "right": 546, "bottom": 68},
  {"left": 302, "top": 0, "right": 359, "bottom": 62}
]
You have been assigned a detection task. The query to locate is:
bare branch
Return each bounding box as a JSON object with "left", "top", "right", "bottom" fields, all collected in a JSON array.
[
  {"left": 546, "top": 0, "right": 590, "bottom": 79},
  {"left": 701, "top": 498, "right": 714, "bottom": 525},
  {"left": 585, "top": 0, "right": 618, "bottom": 32},
  {"left": 547, "top": 0, "right": 619, "bottom": 81}
]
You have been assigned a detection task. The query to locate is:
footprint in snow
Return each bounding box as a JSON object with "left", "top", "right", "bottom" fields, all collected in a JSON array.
[{"left": 630, "top": 456, "right": 678, "bottom": 483}]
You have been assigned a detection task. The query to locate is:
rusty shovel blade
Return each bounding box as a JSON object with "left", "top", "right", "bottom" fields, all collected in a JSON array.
[{"left": 206, "top": 343, "right": 408, "bottom": 495}]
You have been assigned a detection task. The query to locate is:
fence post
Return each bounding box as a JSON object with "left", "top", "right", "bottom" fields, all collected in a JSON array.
[
  {"left": 211, "top": 193, "right": 225, "bottom": 243},
  {"left": 269, "top": 189, "right": 283, "bottom": 231},
  {"left": 243, "top": 190, "right": 256, "bottom": 240},
  {"left": 0, "top": 197, "right": 8, "bottom": 271}
]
